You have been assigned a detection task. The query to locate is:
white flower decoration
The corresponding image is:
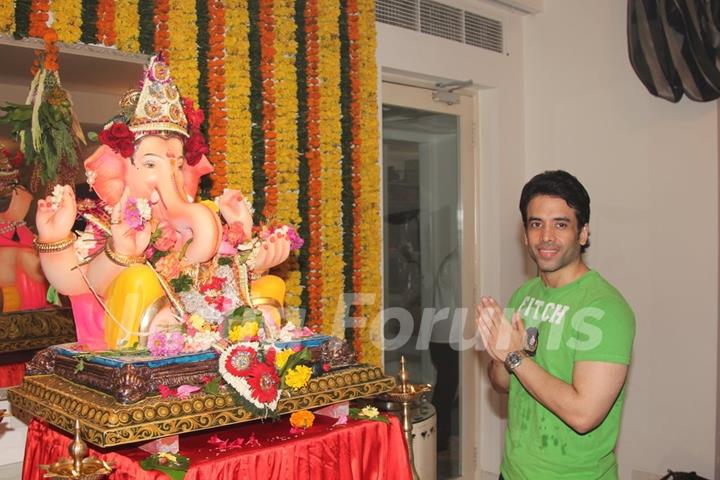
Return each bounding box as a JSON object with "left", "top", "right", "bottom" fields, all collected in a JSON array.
[{"left": 50, "top": 185, "right": 65, "bottom": 211}]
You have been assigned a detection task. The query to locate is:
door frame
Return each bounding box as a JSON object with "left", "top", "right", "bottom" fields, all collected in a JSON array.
[{"left": 381, "top": 79, "right": 480, "bottom": 479}]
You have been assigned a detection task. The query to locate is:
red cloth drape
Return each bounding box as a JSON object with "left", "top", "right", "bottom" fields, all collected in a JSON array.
[
  {"left": 23, "top": 414, "right": 412, "bottom": 480},
  {"left": 0, "top": 362, "right": 25, "bottom": 387}
]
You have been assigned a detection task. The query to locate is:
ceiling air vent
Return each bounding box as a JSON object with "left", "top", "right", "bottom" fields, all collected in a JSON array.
[
  {"left": 376, "top": 0, "right": 504, "bottom": 54},
  {"left": 464, "top": 11, "right": 503, "bottom": 53},
  {"left": 420, "top": 0, "right": 462, "bottom": 43},
  {"left": 376, "top": 0, "right": 418, "bottom": 30}
]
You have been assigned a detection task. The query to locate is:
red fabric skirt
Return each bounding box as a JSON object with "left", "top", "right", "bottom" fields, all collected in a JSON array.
[
  {"left": 22, "top": 414, "right": 412, "bottom": 480},
  {"left": 0, "top": 362, "right": 25, "bottom": 388}
]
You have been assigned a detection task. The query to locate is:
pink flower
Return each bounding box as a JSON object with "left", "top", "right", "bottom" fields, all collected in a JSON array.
[
  {"left": 165, "top": 331, "right": 185, "bottom": 356},
  {"left": 223, "top": 222, "right": 248, "bottom": 247},
  {"left": 154, "top": 225, "right": 178, "bottom": 251},
  {"left": 176, "top": 385, "right": 201, "bottom": 399},
  {"left": 148, "top": 332, "right": 168, "bottom": 356}
]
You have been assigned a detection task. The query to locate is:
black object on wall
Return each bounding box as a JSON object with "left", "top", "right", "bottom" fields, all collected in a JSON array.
[{"left": 628, "top": 0, "right": 720, "bottom": 102}]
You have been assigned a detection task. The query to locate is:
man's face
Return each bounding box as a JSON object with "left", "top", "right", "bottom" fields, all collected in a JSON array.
[{"left": 523, "top": 195, "right": 588, "bottom": 275}]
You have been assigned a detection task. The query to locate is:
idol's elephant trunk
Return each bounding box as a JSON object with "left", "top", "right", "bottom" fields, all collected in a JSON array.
[{"left": 154, "top": 159, "right": 222, "bottom": 263}]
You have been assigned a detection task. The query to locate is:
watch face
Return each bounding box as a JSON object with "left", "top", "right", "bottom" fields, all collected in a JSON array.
[{"left": 505, "top": 351, "right": 523, "bottom": 371}]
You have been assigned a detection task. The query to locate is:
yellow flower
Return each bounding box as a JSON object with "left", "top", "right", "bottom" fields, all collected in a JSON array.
[
  {"left": 228, "top": 322, "right": 259, "bottom": 343},
  {"left": 50, "top": 0, "right": 82, "bottom": 44},
  {"left": 284, "top": 365, "right": 313, "bottom": 389},
  {"left": 115, "top": 0, "right": 140, "bottom": 52},
  {"left": 360, "top": 406, "right": 379, "bottom": 419},
  {"left": 200, "top": 199, "right": 220, "bottom": 213},
  {"left": 189, "top": 314, "right": 211, "bottom": 332},
  {"left": 289, "top": 409, "right": 315, "bottom": 429},
  {"left": 158, "top": 452, "right": 177, "bottom": 463},
  {"left": 0, "top": 2, "right": 14, "bottom": 34},
  {"left": 275, "top": 348, "right": 294, "bottom": 370}
]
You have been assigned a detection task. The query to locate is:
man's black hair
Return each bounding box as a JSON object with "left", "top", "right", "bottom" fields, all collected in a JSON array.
[{"left": 519, "top": 170, "right": 591, "bottom": 251}]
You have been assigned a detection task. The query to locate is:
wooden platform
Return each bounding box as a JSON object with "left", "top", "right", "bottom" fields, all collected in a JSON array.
[{"left": 8, "top": 365, "right": 394, "bottom": 448}]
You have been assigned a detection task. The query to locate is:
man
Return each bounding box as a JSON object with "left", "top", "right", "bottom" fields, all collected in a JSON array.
[{"left": 476, "top": 170, "right": 635, "bottom": 480}]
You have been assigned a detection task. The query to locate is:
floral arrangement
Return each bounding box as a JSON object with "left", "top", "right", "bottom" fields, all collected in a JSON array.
[{"left": 0, "top": 0, "right": 382, "bottom": 365}]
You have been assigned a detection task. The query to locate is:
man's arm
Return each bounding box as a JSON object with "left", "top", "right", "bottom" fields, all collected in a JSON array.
[
  {"left": 512, "top": 358, "right": 627, "bottom": 433},
  {"left": 487, "top": 359, "right": 510, "bottom": 394},
  {"left": 477, "top": 296, "right": 629, "bottom": 433}
]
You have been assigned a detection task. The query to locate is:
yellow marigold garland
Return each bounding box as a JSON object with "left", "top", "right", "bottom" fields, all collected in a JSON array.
[
  {"left": 273, "top": 0, "right": 302, "bottom": 319},
  {"left": 318, "top": 1, "right": 344, "bottom": 338},
  {"left": 0, "top": 2, "right": 14, "bottom": 34},
  {"left": 167, "top": 0, "right": 198, "bottom": 102},
  {"left": 224, "top": 0, "right": 253, "bottom": 196},
  {"left": 357, "top": 0, "right": 381, "bottom": 365},
  {"left": 115, "top": 0, "right": 140, "bottom": 53},
  {"left": 50, "top": 0, "right": 81, "bottom": 44}
]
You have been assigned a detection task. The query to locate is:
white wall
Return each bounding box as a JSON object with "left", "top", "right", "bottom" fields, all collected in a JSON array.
[{"left": 524, "top": 1, "right": 718, "bottom": 478}]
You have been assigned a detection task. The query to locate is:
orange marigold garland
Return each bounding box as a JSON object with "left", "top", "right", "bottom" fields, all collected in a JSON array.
[
  {"left": 347, "top": 0, "right": 363, "bottom": 357},
  {"left": 260, "top": 0, "right": 277, "bottom": 219},
  {"left": 153, "top": 0, "right": 170, "bottom": 57},
  {"left": 305, "top": 0, "right": 323, "bottom": 330},
  {"left": 28, "top": 0, "right": 57, "bottom": 75},
  {"left": 28, "top": 0, "right": 48, "bottom": 37},
  {"left": 96, "top": 0, "right": 117, "bottom": 46},
  {"left": 207, "top": 0, "right": 227, "bottom": 196}
]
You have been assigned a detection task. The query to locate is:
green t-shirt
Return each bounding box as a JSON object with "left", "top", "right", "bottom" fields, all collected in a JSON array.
[{"left": 500, "top": 270, "right": 635, "bottom": 480}]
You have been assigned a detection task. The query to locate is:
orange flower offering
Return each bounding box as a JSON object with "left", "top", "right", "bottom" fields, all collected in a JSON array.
[{"left": 289, "top": 410, "right": 315, "bottom": 430}]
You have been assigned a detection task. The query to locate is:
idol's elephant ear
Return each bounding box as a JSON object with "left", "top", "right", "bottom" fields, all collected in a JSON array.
[
  {"left": 627, "top": 0, "right": 683, "bottom": 102},
  {"left": 84, "top": 145, "right": 127, "bottom": 206},
  {"left": 182, "top": 154, "right": 213, "bottom": 200}
]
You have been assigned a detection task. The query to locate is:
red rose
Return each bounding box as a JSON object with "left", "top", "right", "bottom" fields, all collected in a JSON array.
[
  {"left": 99, "top": 122, "right": 135, "bottom": 158},
  {"left": 184, "top": 132, "right": 208, "bottom": 166},
  {"left": 182, "top": 97, "right": 205, "bottom": 131}
]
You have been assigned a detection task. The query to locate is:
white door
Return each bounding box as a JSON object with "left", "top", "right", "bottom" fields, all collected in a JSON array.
[{"left": 381, "top": 80, "right": 478, "bottom": 479}]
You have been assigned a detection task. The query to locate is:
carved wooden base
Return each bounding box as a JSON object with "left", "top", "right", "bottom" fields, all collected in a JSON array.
[
  {"left": 0, "top": 308, "right": 76, "bottom": 353},
  {"left": 9, "top": 366, "right": 395, "bottom": 448}
]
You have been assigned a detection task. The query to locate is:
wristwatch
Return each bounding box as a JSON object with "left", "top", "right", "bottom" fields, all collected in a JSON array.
[
  {"left": 504, "top": 351, "right": 525, "bottom": 372},
  {"left": 524, "top": 327, "right": 539, "bottom": 356}
]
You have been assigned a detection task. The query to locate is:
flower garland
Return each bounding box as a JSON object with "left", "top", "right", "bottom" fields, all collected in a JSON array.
[
  {"left": 207, "top": 0, "right": 227, "bottom": 196},
  {"left": 50, "top": 0, "right": 82, "bottom": 44},
  {"left": 338, "top": 0, "right": 355, "bottom": 345},
  {"left": 318, "top": 0, "right": 344, "bottom": 338},
  {"left": 153, "top": 0, "right": 170, "bottom": 57},
  {"left": 248, "top": 0, "right": 266, "bottom": 216},
  {"left": 348, "top": 0, "right": 364, "bottom": 358},
  {"left": 294, "top": 0, "right": 310, "bottom": 325},
  {"left": 0, "top": 2, "right": 15, "bottom": 35},
  {"left": 137, "top": 0, "right": 154, "bottom": 54},
  {"left": 357, "top": 0, "right": 381, "bottom": 365},
  {"left": 304, "top": 0, "right": 324, "bottom": 331},
  {"left": 114, "top": 0, "right": 139, "bottom": 53},
  {"left": 224, "top": 0, "right": 253, "bottom": 197},
  {"left": 96, "top": 0, "right": 116, "bottom": 46},
  {"left": 260, "top": 0, "right": 277, "bottom": 220},
  {"left": 80, "top": 0, "right": 98, "bottom": 44},
  {"left": 195, "top": 0, "right": 209, "bottom": 133},
  {"left": 13, "top": 0, "right": 30, "bottom": 37},
  {"left": 28, "top": 0, "right": 49, "bottom": 38},
  {"left": 168, "top": 0, "right": 198, "bottom": 103},
  {"left": 273, "top": 0, "right": 302, "bottom": 323}
]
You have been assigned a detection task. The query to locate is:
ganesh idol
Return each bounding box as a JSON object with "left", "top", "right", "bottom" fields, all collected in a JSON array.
[{"left": 33, "top": 55, "right": 295, "bottom": 350}]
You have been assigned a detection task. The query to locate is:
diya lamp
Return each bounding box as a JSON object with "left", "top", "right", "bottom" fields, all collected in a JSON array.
[{"left": 40, "top": 419, "right": 114, "bottom": 479}]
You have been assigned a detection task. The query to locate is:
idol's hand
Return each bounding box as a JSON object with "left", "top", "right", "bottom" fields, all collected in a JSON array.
[
  {"left": 36, "top": 185, "right": 76, "bottom": 243},
  {"left": 109, "top": 187, "right": 151, "bottom": 257}
]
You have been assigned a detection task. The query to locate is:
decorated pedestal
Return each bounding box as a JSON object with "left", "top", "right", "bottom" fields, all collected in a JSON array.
[{"left": 9, "top": 364, "right": 394, "bottom": 448}]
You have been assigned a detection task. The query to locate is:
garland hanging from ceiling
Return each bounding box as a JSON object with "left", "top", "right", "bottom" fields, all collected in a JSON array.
[{"left": 0, "top": 0, "right": 381, "bottom": 365}]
